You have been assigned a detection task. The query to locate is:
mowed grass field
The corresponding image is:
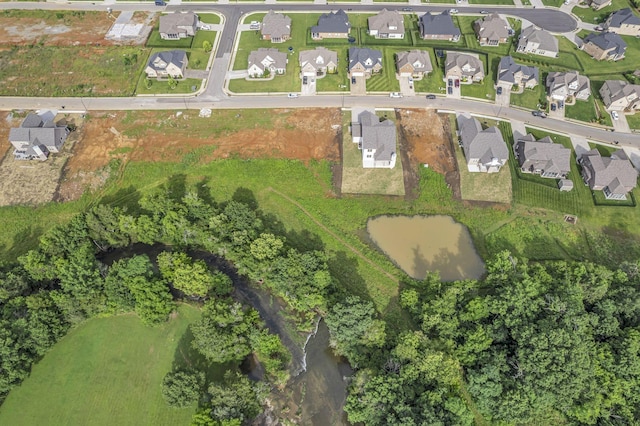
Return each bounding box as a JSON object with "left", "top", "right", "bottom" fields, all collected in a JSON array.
[{"left": 0, "top": 305, "right": 201, "bottom": 426}]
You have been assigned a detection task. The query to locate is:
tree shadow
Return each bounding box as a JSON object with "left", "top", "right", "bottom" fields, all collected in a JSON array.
[
  {"left": 166, "top": 174, "right": 187, "bottom": 203},
  {"left": 284, "top": 229, "right": 325, "bottom": 253},
  {"left": 326, "top": 251, "right": 372, "bottom": 306},
  {"left": 3, "top": 224, "right": 43, "bottom": 261},
  {"left": 194, "top": 176, "right": 216, "bottom": 208},
  {"left": 232, "top": 187, "right": 258, "bottom": 211},
  {"left": 98, "top": 185, "right": 141, "bottom": 211}
]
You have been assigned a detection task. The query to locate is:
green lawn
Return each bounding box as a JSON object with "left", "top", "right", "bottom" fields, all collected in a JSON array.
[
  {"left": 626, "top": 112, "right": 640, "bottom": 129},
  {"left": 414, "top": 49, "right": 446, "bottom": 94},
  {"left": 0, "top": 305, "right": 204, "bottom": 426},
  {"left": 510, "top": 84, "right": 546, "bottom": 110},
  {"left": 565, "top": 97, "right": 600, "bottom": 124},
  {"left": 542, "top": 0, "right": 564, "bottom": 6},
  {"left": 571, "top": 0, "right": 631, "bottom": 24},
  {"left": 136, "top": 74, "right": 202, "bottom": 95}
]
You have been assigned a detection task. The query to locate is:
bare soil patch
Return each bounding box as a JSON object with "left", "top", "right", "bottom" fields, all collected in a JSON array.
[
  {"left": 57, "top": 109, "right": 341, "bottom": 201},
  {"left": 0, "top": 10, "right": 155, "bottom": 46},
  {"left": 396, "top": 109, "right": 459, "bottom": 199}
]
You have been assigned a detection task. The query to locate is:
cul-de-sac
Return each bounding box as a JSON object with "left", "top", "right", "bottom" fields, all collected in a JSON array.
[{"left": 2, "top": 0, "right": 640, "bottom": 425}]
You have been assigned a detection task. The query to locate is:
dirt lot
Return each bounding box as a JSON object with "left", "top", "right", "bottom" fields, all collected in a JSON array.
[
  {"left": 396, "top": 109, "right": 459, "bottom": 199},
  {"left": 57, "top": 109, "right": 342, "bottom": 201},
  {"left": 0, "top": 10, "right": 154, "bottom": 46}
]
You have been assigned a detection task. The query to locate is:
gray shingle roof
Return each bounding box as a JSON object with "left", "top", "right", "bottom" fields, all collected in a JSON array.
[
  {"left": 298, "top": 47, "right": 338, "bottom": 71},
  {"left": 516, "top": 134, "right": 571, "bottom": 176},
  {"left": 395, "top": 50, "right": 433, "bottom": 74},
  {"left": 419, "top": 11, "right": 461, "bottom": 37},
  {"left": 8, "top": 112, "right": 69, "bottom": 156},
  {"left": 311, "top": 9, "right": 351, "bottom": 35},
  {"left": 261, "top": 10, "right": 292, "bottom": 40},
  {"left": 605, "top": 8, "right": 640, "bottom": 29},
  {"left": 147, "top": 50, "right": 188, "bottom": 72},
  {"left": 474, "top": 13, "right": 509, "bottom": 41},
  {"left": 497, "top": 56, "right": 538, "bottom": 85},
  {"left": 600, "top": 80, "right": 640, "bottom": 106},
  {"left": 517, "top": 25, "right": 558, "bottom": 53},
  {"left": 580, "top": 149, "right": 638, "bottom": 194},
  {"left": 583, "top": 32, "right": 627, "bottom": 56},
  {"left": 368, "top": 8, "right": 404, "bottom": 35},
  {"left": 359, "top": 110, "right": 396, "bottom": 162},
  {"left": 348, "top": 47, "right": 382, "bottom": 72},
  {"left": 248, "top": 48, "right": 287, "bottom": 71},
  {"left": 159, "top": 12, "right": 198, "bottom": 34},
  {"left": 457, "top": 114, "right": 508, "bottom": 162}
]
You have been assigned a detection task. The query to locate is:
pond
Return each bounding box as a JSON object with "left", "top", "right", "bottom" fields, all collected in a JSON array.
[{"left": 367, "top": 215, "right": 485, "bottom": 281}]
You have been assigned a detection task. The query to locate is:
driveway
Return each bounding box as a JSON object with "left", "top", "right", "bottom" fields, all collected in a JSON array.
[
  {"left": 495, "top": 84, "right": 511, "bottom": 107},
  {"left": 611, "top": 112, "right": 631, "bottom": 133},
  {"left": 570, "top": 135, "right": 591, "bottom": 159},
  {"left": 548, "top": 101, "right": 565, "bottom": 120},
  {"left": 398, "top": 76, "right": 415, "bottom": 97},
  {"left": 350, "top": 75, "right": 366, "bottom": 96},
  {"left": 184, "top": 70, "right": 209, "bottom": 79},
  {"left": 301, "top": 76, "right": 316, "bottom": 96}
]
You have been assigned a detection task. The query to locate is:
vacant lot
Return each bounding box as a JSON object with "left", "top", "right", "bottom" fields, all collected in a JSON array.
[{"left": 0, "top": 305, "right": 201, "bottom": 426}]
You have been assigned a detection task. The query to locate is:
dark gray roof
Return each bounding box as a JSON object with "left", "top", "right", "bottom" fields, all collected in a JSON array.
[
  {"left": 581, "top": 149, "right": 638, "bottom": 194},
  {"left": 497, "top": 55, "right": 538, "bottom": 85},
  {"left": 419, "top": 11, "right": 461, "bottom": 37},
  {"left": 8, "top": 112, "right": 69, "bottom": 153},
  {"left": 147, "top": 50, "right": 188, "bottom": 72},
  {"left": 516, "top": 134, "right": 571, "bottom": 175},
  {"left": 583, "top": 32, "right": 627, "bottom": 56},
  {"left": 261, "top": 10, "right": 292, "bottom": 39},
  {"left": 311, "top": 9, "right": 351, "bottom": 35},
  {"left": 359, "top": 111, "right": 396, "bottom": 162},
  {"left": 22, "top": 113, "right": 43, "bottom": 128},
  {"left": 457, "top": 114, "right": 508, "bottom": 162},
  {"left": 600, "top": 80, "right": 640, "bottom": 106},
  {"left": 348, "top": 47, "right": 382, "bottom": 72},
  {"left": 606, "top": 8, "right": 640, "bottom": 29}
]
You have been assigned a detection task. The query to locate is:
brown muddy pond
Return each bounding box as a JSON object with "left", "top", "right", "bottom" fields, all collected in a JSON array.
[{"left": 367, "top": 215, "right": 485, "bottom": 281}]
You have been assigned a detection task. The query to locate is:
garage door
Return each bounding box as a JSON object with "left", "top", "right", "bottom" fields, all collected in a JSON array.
[{"left": 351, "top": 72, "right": 364, "bottom": 77}]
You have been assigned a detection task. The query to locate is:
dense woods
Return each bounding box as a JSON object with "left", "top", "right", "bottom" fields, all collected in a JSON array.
[{"left": 1, "top": 185, "right": 640, "bottom": 425}]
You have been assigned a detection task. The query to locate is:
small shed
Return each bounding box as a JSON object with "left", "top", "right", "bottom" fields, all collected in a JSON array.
[{"left": 558, "top": 179, "right": 574, "bottom": 191}]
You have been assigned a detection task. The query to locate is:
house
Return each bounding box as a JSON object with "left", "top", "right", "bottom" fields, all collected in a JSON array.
[
  {"left": 588, "top": 0, "right": 612, "bottom": 10},
  {"left": 419, "top": 11, "right": 461, "bottom": 41},
  {"left": 457, "top": 114, "right": 508, "bottom": 173},
  {"left": 368, "top": 9, "right": 405, "bottom": 39},
  {"left": 311, "top": 10, "right": 351, "bottom": 40},
  {"left": 603, "top": 8, "right": 640, "bottom": 36},
  {"left": 396, "top": 50, "right": 433, "bottom": 78},
  {"left": 299, "top": 47, "right": 338, "bottom": 77},
  {"left": 599, "top": 80, "right": 640, "bottom": 111},
  {"left": 514, "top": 134, "right": 571, "bottom": 179},
  {"left": 352, "top": 110, "right": 397, "bottom": 169},
  {"left": 497, "top": 56, "right": 538, "bottom": 90},
  {"left": 579, "top": 149, "right": 638, "bottom": 200},
  {"left": 9, "top": 112, "right": 70, "bottom": 161},
  {"left": 159, "top": 12, "right": 198, "bottom": 40},
  {"left": 248, "top": 48, "right": 287, "bottom": 77},
  {"left": 582, "top": 32, "right": 626, "bottom": 61},
  {"left": 348, "top": 47, "right": 383, "bottom": 78},
  {"left": 546, "top": 71, "right": 591, "bottom": 101},
  {"left": 261, "top": 10, "right": 292, "bottom": 43},
  {"left": 145, "top": 50, "right": 188, "bottom": 79},
  {"left": 473, "top": 13, "right": 509, "bottom": 46},
  {"left": 516, "top": 25, "right": 559, "bottom": 58},
  {"left": 445, "top": 52, "right": 484, "bottom": 83}
]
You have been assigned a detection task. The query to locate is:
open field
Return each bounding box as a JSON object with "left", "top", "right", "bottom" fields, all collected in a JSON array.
[{"left": 0, "top": 305, "right": 202, "bottom": 426}]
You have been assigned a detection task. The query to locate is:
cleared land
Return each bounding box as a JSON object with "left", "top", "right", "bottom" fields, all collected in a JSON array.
[{"left": 0, "top": 305, "right": 202, "bottom": 426}]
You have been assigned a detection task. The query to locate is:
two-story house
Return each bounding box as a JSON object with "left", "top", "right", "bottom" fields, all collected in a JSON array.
[
  {"left": 311, "top": 10, "right": 351, "bottom": 40},
  {"left": 299, "top": 47, "right": 338, "bottom": 77},
  {"left": 419, "top": 11, "right": 461, "bottom": 41},
  {"left": 473, "top": 13, "right": 510, "bottom": 46},
  {"left": 603, "top": 8, "right": 640, "bottom": 36},
  {"left": 546, "top": 71, "right": 591, "bottom": 101},
  {"left": 145, "top": 50, "right": 188, "bottom": 79},
  {"left": 582, "top": 32, "right": 626, "bottom": 61},
  {"left": 261, "top": 10, "right": 292, "bottom": 43},
  {"left": 368, "top": 9, "right": 405, "bottom": 39},
  {"left": 516, "top": 25, "right": 559, "bottom": 58},
  {"left": 348, "top": 47, "right": 383, "bottom": 78},
  {"left": 159, "top": 12, "right": 199, "bottom": 40},
  {"left": 352, "top": 110, "right": 397, "bottom": 169},
  {"left": 497, "top": 56, "right": 538, "bottom": 90},
  {"left": 445, "top": 52, "right": 484, "bottom": 83},
  {"left": 457, "top": 113, "right": 509, "bottom": 173},
  {"left": 599, "top": 80, "right": 640, "bottom": 111},
  {"left": 395, "top": 50, "right": 432, "bottom": 78},
  {"left": 514, "top": 134, "right": 571, "bottom": 179},
  {"left": 9, "top": 112, "right": 70, "bottom": 161}
]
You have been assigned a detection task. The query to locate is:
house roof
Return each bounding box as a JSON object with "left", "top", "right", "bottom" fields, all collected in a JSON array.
[
  {"left": 248, "top": 48, "right": 287, "bottom": 71},
  {"left": 311, "top": 9, "right": 351, "bottom": 34},
  {"left": 261, "top": 10, "right": 292, "bottom": 39},
  {"left": 445, "top": 52, "right": 484, "bottom": 76},
  {"left": 457, "top": 114, "right": 508, "bottom": 163},
  {"left": 348, "top": 47, "right": 382, "bottom": 72},
  {"left": 517, "top": 25, "right": 558, "bottom": 53},
  {"left": 474, "top": 13, "right": 509, "bottom": 41},
  {"left": 298, "top": 47, "right": 338, "bottom": 70},
  {"left": 147, "top": 50, "right": 188, "bottom": 72},
  {"left": 516, "top": 134, "right": 571, "bottom": 175},
  {"left": 396, "top": 50, "right": 433, "bottom": 73},
  {"left": 583, "top": 32, "right": 626, "bottom": 56},
  {"left": 497, "top": 55, "right": 538, "bottom": 85},
  {"left": 605, "top": 8, "right": 640, "bottom": 29},
  {"left": 22, "top": 113, "right": 44, "bottom": 128},
  {"left": 359, "top": 110, "right": 396, "bottom": 162},
  {"left": 368, "top": 8, "right": 404, "bottom": 34},
  {"left": 159, "top": 12, "right": 198, "bottom": 34},
  {"left": 591, "top": 0, "right": 611, "bottom": 6},
  {"left": 600, "top": 80, "right": 640, "bottom": 106},
  {"left": 581, "top": 149, "right": 638, "bottom": 194},
  {"left": 419, "top": 11, "right": 461, "bottom": 36},
  {"left": 8, "top": 112, "right": 68, "bottom": 150},
  {"left": 546, "top": 71, "right": 590, "bottom": 97}
]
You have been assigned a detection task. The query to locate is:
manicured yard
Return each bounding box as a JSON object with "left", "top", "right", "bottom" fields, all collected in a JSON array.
[
  {"left": 510, "top": 84, "right": 546, "bottom": 110},
  {"left": 565, "top": 97, "right": 600, "bottom": 124},
  {"left": 0, "top": 305, "right": 204, "bottom": 426},
  {"left": 136, "top": 74, "right": 202, "bottom": 95},
  {"left": 413, "top": 49, "right": 446, "bottom": 94},
  {"left": 571, "top": 0, "right": 630, "bottom": 24},
  {"left": 626, "top": 112, "right": 640, "bottom": 129}
]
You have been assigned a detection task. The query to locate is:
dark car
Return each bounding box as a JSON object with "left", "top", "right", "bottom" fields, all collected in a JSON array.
[
  {"left": 448, "top": 79, "right": 453, "bottom": 87},
  {"left": 454, "top": 79, "right": 460, "bottom": 88},
  {"left": 402, "top": 7, "right": 413, "bottom": 11},
  {"left": 497, "top": 86, "right": 503, "bottom": 95},
  {"left": 448, "top": 87, "right": 453, "bottom": 95},
  {"left": 426, "top": 94, "right": 436, "bottom": 99},
  {"left": 154, "top": 0, "right": 166, "bottom": 5},
  {"left": 558, "top": 100, "right": 564, "bottom": 109},
  {"left": 303, "top": 76, "right": 308, "bottom": 85},
  {"left": 351, "top": 77, "right": 356, "bottom": 85},
  {"left": 551, "top": 103, "right": 557, "bottom": 111}
]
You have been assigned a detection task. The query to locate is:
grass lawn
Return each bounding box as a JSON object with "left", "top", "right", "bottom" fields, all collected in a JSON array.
[
  {"left": 455, "top": 143, "right": 513, "bottom": 203},
  {"left": 136, "top": 74, "right": 202, "bottom": 95},
  {"left": 542, "top": 0, "right": 564, "bottom": 6},
  {"left": 198, "top": 13, "right": 221, "bottom": 25},
  {"left": 0, "top": 46, "right": 146, "bottom": 97},
  {"left": 414, "top": 49, "right": 446, "bottom": 94},
  {"left": 0, "top": 305, "right": 205, "bottom": 426},
  {"left": 626, "top": 112, "right": 640, "bottom": 129},
  {"left": 565, "top": 97, "right": 600, "bottom": 124},
  {"left": 571, "top": 0, "right": 630, "bottom": 25},
  {"left": 469, "top": 0, "right": 514, "bottom": 3},
  {"left": 341, "top": 111, "right": 405, "bottom": 195},
  {"left": 510, "top": 84, "right": 546, "bottom": 110}
]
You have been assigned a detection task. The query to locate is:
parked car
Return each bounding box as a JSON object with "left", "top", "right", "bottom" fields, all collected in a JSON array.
[
  {"left": 426, "top": 94, "right": 436, "bottom": 99},
  {"left": 480, "top": 10, "right": 489, "bottom": 14},
  {"left": 448, "top": 79, "right": 453, "bottom": 87},
  {"left": 303, "top": 76, "right": 308, "bottom": 85},
  {"left": 551, "top": 103, "right": 557, "bottom": 111},
  {"left": 454, "top": 79, "right": 460, "bottom": 88},
  {"left": 497, "top": 86, "right": 503, "bottom": 95},
  {"left": 448, "top": 87, "right": 453, "bottom": 95},
  {"left": 558, "top": 100, "right": 564, "bottom": 109},
  {"left": 287, "top": 93, "right": 299, "bottom": 98},
  {"left": 155, "top": 0, "right": 166, "bottom": 5},
  {"left": 351, "top": 77, "right": 356, "bottom": 85},
  {"left": 402, "top": 7, "right": 413, "bottom": 11},
  {"left": 612, "top": 111, "right": 619, "bottom": 120},
  {"left": 390, "top": 92, "right": 403, "bottom": 98},
  {"left": 249, "top": 21, "right": 260, "bottom": 30},
  {"left": 450, "top": 9, "right": 459, "bottom": 14}
]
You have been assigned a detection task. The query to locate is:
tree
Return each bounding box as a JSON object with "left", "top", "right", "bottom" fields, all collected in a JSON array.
[
  {"left": 249, "top": 233, "right": 283, "bottom": 261},
  {"left": 128, "top": 277, "right": 174, "bottom": 325},
  {"left": 104, "top": 255, "right": 154, "bottom": 312},
  {"left": 205, "top": 372, "right": 265, "bottom": 424},
  {"left": 202, "top": 40, "right": 212, "bottom": 53},
  {"left": 162, "top": 370, "right": 205, "bottom": 408},
  {"left": 157, "top": 252, "right": 215, "bottom": 299}
]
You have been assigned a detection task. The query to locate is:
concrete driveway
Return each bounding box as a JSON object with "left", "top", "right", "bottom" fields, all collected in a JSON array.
[
  {"left": 495, "top": 84, "right": 511, "bottom": 107},
  {"left": 301, "top": 76, "right": 316, "bottom": 96},
  {"left": 548, "top": 100, "right": 565, "bottom": 119},
  {"left": 611, "top": 112, "right": 631, "bottom": 133},
  {"left": 398, "top": 76, "right": 415, "bottom": 97},
  {"left": 350, "top": 75, "right": 366, "bottom": 95}
]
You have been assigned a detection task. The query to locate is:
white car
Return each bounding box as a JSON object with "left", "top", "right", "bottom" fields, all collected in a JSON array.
[
  {"left": 450, "top": 9, "right": 459, "bottom": 14},
  {"left": 287, "top": 93, "right": 299, "bottom": 98},
  {"left": 390, "top": 92, "right": 403, "bottom": 98},
  {"left": 612, "top": 111, "right": 619, "bottom": 120}
]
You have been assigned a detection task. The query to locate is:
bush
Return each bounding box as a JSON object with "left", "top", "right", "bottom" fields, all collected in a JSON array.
[{"left": 161, "top": 370, "right": 205, "bottom": 408}]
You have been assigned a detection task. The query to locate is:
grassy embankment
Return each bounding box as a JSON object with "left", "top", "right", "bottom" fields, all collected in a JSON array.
[{"left": 0, "top": 305, "right": 211, "bottom": 426}]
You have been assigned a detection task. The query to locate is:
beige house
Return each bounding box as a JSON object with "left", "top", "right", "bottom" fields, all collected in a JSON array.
[
  {"left": 445, "top": 52, "right": 484, "bottom": 83},
  {"left": 145, "top": 50, "right": 188, "bottom": 79},
  {"left": 546, "top": 71, "right": 591, "bottom": 101},
  {"left": 396, "top": 50, "right": 432, "bottom": 78},
  {"left": 579, "top": 149, "right": 638, "bottom": 200},
  {"left": 603, "top": 8, "right": 640, "bottom": 36},
  {"left": 599, "top": 80, "right": 640, "bottom": 111},
  {"left": 159, "top": 12, "right": 198, "bottom": 40},
  {"left": 582, "top": 32, "right": 626, "bottom": 61},
  {"left": 299, "top": 47, "right": 338, "bottom": 77},
  {"left": 516, "top": 26, "right": 558, "bottom": 58},
  {"left": 248, "top": 48, "right": 287, "bottom": 77},
  {"left": 473, "top": 13, "right": 509, "bottom": 46},
  {"left": 514, "top": 134, "right": 571, "bottom": 179},
  {"left": 368, "top": 9, "right": 405, "bottom": 39},
  {"left": 261, "top": 10, "right": 292, "bottom": 43}
]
